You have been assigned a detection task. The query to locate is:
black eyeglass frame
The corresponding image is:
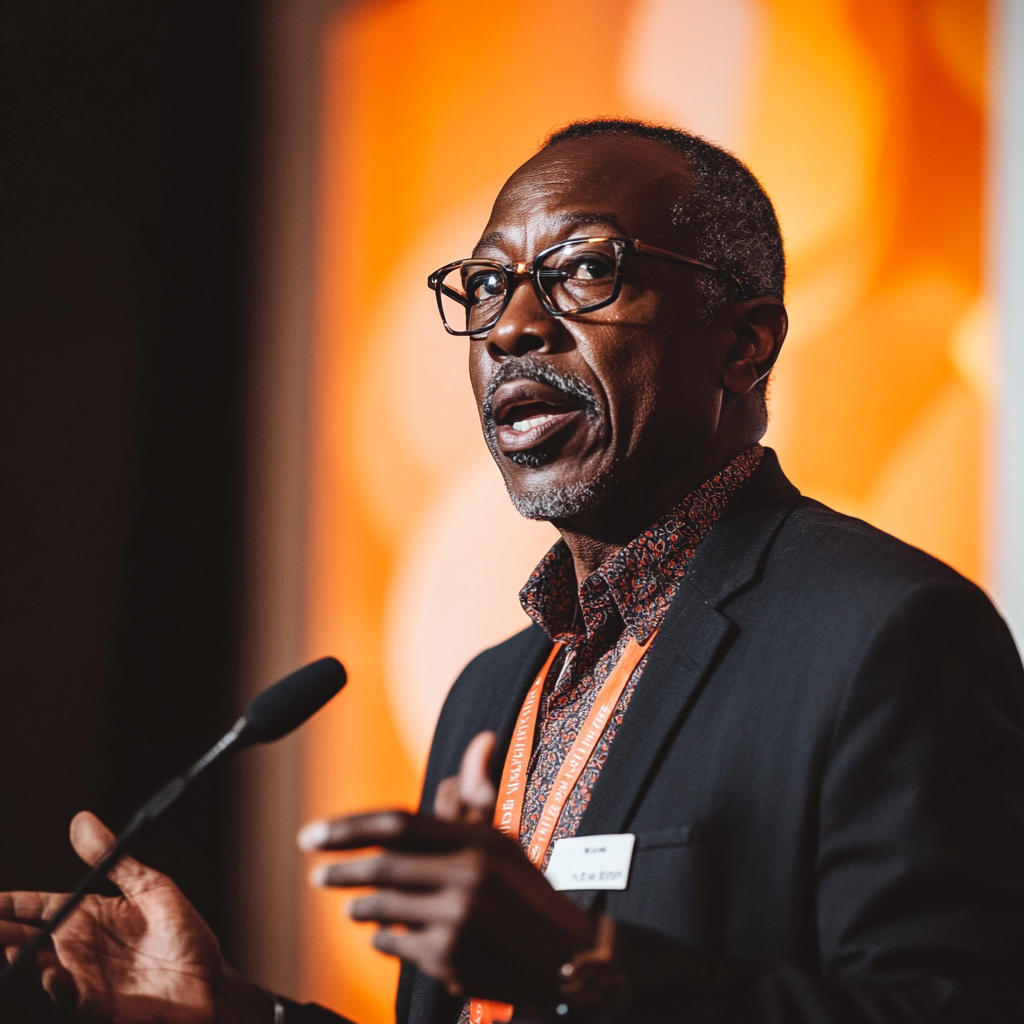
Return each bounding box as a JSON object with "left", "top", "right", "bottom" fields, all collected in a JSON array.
[{"left": 426, "top": 236, "right": 750, "bottom": 338}]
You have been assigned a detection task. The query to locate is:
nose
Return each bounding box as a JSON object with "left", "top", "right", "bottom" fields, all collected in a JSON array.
[{"left": 485, "top": 273, "right": 560, "bottom": 359}]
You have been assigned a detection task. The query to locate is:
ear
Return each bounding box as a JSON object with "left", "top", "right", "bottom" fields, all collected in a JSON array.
[{"left": 720, "top": 297, "right": 788, "bottom": 395}]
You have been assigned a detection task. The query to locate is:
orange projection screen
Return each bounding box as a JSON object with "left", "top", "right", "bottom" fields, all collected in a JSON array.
[{"left": 300, "top": 2, "right": 990, "bottom": 1020}]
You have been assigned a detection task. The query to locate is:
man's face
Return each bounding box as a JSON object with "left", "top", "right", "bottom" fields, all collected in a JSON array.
[{"left": 469, "top": 135, "right": 727, "bottom": 532}]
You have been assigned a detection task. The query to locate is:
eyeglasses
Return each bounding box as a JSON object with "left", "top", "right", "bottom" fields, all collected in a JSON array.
[{"left": 426, "top": 236, "right": 749, "bottom": 338}]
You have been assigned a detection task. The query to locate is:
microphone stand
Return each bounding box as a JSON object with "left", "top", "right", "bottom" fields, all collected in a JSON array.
[
  {"left": 0, "top": 716, "right": 251, "bottom": 994},
  {"left": 0, "top": 654, "right": 345, "bottom": 1003}
]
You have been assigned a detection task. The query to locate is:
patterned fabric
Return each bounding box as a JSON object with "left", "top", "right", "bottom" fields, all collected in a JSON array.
[{"left": 516, "top": 444, "right": 764, "bottom": 867}]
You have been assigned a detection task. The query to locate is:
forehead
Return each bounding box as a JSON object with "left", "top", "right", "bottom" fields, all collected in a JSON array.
[{"left": 477, "top": 135, "right": 693, "bottom": 258}]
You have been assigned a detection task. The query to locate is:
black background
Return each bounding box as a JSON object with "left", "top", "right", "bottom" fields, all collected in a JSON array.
[{"left": 0, "top": 0, "right": 257, "bottom": 949}]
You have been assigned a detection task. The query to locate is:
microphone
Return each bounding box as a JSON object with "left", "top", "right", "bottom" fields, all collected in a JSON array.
[{"left": 0, "top": 656, "right": 347, "bottom": 993}]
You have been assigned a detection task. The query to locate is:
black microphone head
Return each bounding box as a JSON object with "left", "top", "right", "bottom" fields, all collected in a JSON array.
[{"left": 241, "top": 657, "right": 346, "bottom": 744}]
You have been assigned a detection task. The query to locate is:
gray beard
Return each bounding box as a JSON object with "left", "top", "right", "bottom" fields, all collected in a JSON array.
[
  {"left": 505, "top": 462, "right": 632, "bottom": 521},
  {"left": 482, "top": 360, "right": 629, "bottom": 521}
]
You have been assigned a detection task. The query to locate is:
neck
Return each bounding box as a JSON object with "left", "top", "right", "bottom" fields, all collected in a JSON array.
[
  {"left": 556, "top": 531, "right": 625, "bottom": 586},
  {"left": 555, "top": 482, "right": 696, "bottom": 586},
  {"left": 555, "top": 437, "right": 759, "bottom": 586},
  {"left": 547, "top": 393, "right": 767, "bottom": 586}
]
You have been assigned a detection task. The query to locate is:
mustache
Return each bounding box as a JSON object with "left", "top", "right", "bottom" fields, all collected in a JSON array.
[{"left": 481, "top": 359, "right": 601, "bottom": 431}]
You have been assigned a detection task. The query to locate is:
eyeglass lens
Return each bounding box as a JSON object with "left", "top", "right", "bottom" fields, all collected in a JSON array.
[{"left": 436, "top": 239, "right": 622, "bottom": 334}]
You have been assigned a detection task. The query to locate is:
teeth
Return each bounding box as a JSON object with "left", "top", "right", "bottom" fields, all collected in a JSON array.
[{"left": 511, "top": 414, "right": 555, "bottom": 433}]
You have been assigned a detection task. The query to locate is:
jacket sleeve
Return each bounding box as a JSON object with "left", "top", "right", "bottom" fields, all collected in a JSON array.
[{"left": 605, "top": 579, "right": 1024, "bottom": 1023}]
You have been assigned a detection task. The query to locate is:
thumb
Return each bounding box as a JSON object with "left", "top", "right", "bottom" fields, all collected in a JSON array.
[
  {"left": 69, "top": 811, "right": 171, "bottom": 900},
  {"left": 458, "top": 731, "right": 497, "bottom": 824}
]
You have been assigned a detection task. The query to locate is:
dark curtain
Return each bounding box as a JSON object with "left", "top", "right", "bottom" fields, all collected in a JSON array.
[{"left": 0, "top": 0, "right": 256, "bottom": 946}]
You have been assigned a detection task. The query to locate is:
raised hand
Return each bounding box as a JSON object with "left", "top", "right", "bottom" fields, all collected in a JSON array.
[
  {"left": 0, "top": 811, "right": 269, "bottom": 1024},
  {"left": 432, "top": 731, "right": 499, "bottom": 825},
  {"left": 298, "top": 731, "right": 597, "bottom": 1007}
]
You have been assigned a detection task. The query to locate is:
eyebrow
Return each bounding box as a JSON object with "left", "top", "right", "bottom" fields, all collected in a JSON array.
[{"left": 473, "top": 211, "right": 631, "bottom": 256}]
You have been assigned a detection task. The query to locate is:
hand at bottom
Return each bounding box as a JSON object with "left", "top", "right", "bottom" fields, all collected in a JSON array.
[
  {"left": 0, "top": 811, "right": 269, "bottom": 1024},
  {"left": 299, "top": 732, "right": 598, "bottom": 1007}
]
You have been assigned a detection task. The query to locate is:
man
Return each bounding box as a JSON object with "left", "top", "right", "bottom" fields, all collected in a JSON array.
[{"left": 3, "top": 119, "right": 1024, "bottom": 1024}]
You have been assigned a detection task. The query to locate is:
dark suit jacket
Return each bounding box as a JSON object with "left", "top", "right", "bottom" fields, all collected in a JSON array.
[{"left": 291, "top": 451, "right": 1024, "bottom": 1024}]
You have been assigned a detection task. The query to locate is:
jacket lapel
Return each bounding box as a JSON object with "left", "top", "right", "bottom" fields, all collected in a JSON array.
[{"left": 569, "top": 451, "right": 800, "bottom": 908}]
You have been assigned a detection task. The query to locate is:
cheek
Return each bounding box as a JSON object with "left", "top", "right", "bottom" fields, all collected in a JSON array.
[
  {"left": 586, "top": 297, "right": 699, "bottom": 421},
  {"left": 467, "top": 345, "right": 490, "bottom": 418},
  {"left": 596, "top": 329, "right": 719, "bottom": 447},
  {"left": 615, "top": 349, "right": 661, "bottom": 425},
  {"left": 580, "top": 332, "right": 663, "bottom": 447}
]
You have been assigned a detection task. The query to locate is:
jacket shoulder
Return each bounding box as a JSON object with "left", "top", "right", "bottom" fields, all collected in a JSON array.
[
  {"left": 779, "top": 495, "right": 979, "bottom": 595},
  {"left": 757, "top": 496, "right": 1024, "bottom": 679},
  {"left": 735, "top": 450, "right": 979, "bottom": 598},
  {"left": 458, "top": 621, "right": 549, "bottom": 674},
  {"left": 444, "top": 622, "right": 550, "bottom": 710}
]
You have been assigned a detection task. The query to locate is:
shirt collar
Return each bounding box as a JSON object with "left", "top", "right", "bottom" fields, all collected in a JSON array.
[{"left": 520, "top": 445, "right": 764, "bottom": 645}]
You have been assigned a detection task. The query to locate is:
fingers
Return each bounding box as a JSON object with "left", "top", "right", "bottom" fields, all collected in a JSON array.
[
  {"left": 348, "top": 890, "right": 455, "bottom": 927},
  {"left": 2, "top": 929, "right": 80, "bottom": 1014},
  {"left": 298, "top": 809, "right": 486, "bottom": 854},
  {"left": 312, "top": 850, "right": 484, "bottom": 891},
  {"left": 435, "top": 732, "right": 497, "bottom": 824},
  {"left": 0, "top": 919, "right": 46, "bottom": 946},
  {"left": 68, "top": 810, "right": 117, "bottom": 866},
  {"left": 0, "top": 891, "right": 69, "bottom": 927},
  {"left": 0, "top": 896, "right": 80, "bottom": 1011},
  {"left": 434, "top": 777, "right": 461, "bottom": 821},
  {"left": 299, "top": 731, "right": 497, "bottom": 850},
  {"left": 371, "top": 924, "right": 458, "bottom": 987},
  {"left": 37, "top": 949, "right": 79, "bottom": 1013},
  {"left": 70, "top": 811, "right": 173, "bottom": 900},
  {"left": 458, "top": 732, "right": 497, "bottom": 824}
]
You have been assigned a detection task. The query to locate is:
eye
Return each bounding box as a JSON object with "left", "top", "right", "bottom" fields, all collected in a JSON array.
[
  {"left": 465, "top": 269, "right": 505, "bottom": 303},
  {"left": 567, "top": 254, "right": 615, "bottom": 281}
]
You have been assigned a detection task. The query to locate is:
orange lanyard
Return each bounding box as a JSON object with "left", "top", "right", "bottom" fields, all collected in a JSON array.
[{"left": 470, "top": 630, "right": 657, "bottom": 1024}]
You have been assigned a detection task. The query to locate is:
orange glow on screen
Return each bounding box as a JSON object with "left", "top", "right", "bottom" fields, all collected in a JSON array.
[{"left": 302, "top": 2, "right": 989, "bottom": 1020}]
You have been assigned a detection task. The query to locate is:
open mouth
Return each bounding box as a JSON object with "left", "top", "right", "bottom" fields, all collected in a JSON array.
[{"left": 491, "top": 380, "right": 583, "bottom": 454}]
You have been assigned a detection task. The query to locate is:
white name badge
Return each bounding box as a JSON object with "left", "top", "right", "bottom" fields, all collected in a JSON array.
[{"left": 544, "top": 833, "right": 635, "bottom": 891}]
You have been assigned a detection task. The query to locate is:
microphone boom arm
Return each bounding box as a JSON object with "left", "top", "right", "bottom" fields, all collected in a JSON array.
[
  {"left": 0, "top": 656, "right": 345, "bottom": 996},
  {"left": 0, "top": 717, "right": 249, "bottom": 992}
]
